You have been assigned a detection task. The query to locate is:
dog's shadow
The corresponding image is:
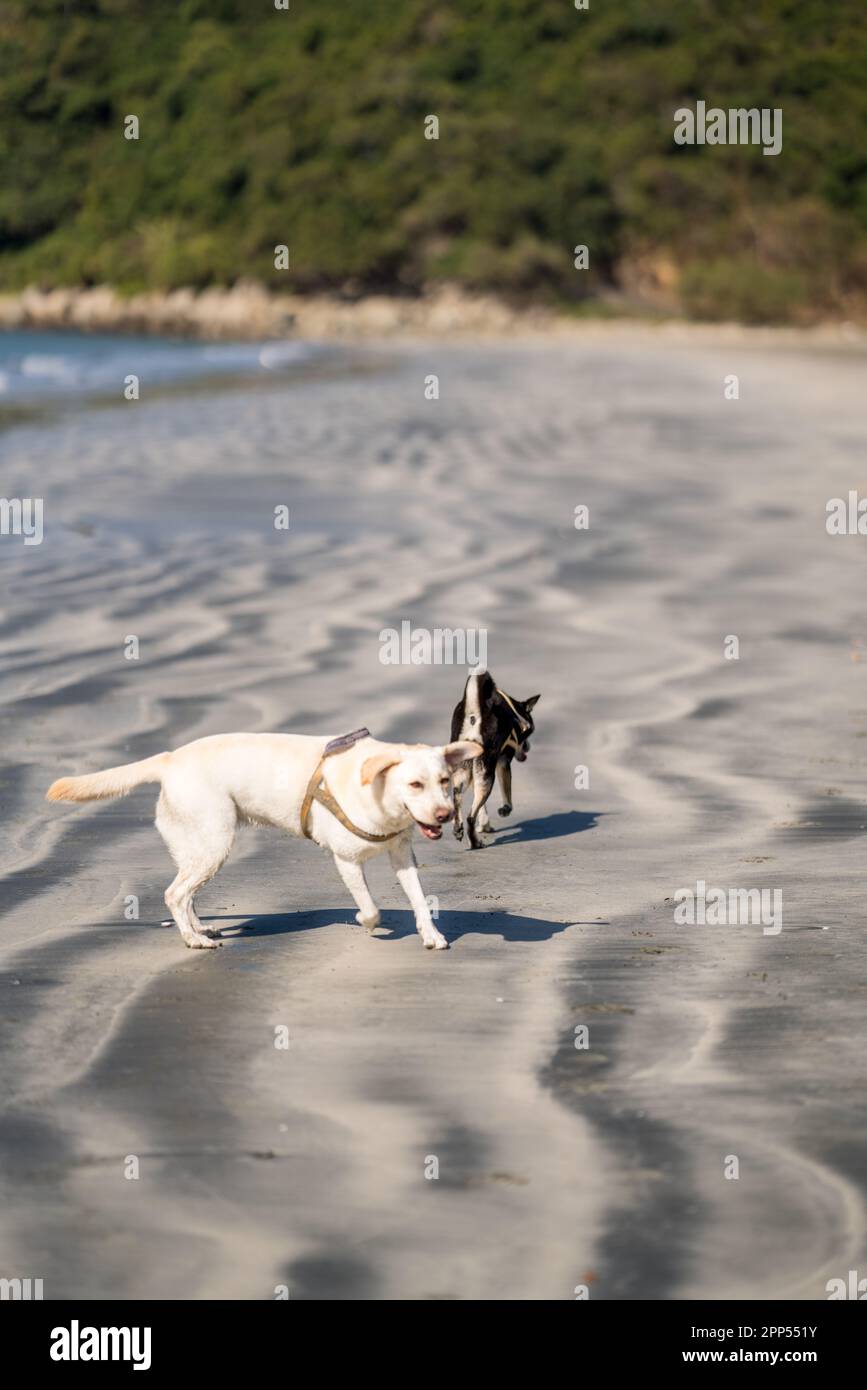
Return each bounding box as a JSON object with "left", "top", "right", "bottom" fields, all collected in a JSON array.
[
  {"left": 484, "top": 809, "right": 604, "bottom": 845},
  {"left": 203, "top": 907, "right": 603, "bottom": 945},
  {"left": 194, "top": 812, "right": 606, "bottom": 944}
]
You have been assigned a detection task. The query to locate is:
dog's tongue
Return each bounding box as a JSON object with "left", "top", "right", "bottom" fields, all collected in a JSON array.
[{"left": 418, "top": 823, "right": 442, "bottom": 840}]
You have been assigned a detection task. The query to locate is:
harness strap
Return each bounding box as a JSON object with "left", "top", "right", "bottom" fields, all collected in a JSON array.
[{"left": 300, "top": 728, "right": 402, "bottom": 843}]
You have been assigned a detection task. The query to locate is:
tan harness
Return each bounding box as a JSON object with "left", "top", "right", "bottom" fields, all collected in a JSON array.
[
  {"left": 496, "top": 687, "right": 529, "bottom": 756},
  {"left": 300, "top": 728, "right": 402, "bottom": 844}
]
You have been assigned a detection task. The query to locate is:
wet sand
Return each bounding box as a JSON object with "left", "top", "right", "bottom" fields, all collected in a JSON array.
[{"left": 1, "top": 334, "right": 866, "bottom": 1299}]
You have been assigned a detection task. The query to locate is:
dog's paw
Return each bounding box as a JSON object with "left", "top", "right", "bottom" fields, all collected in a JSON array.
[
  {"left": 199, "top": 926, "right": 222, "bottom": 938},
  {"left": 187, "top": 934, "right": 220, "bottom": 949},
  {"left": 357, "top": 910, "right": 381, "bottom": 931},
  {"left": 481, "top": 822, "right": 495, "bottom": 833},
  {"left": 423, "top": 933, "right": 449, "bottom": 950},
  {"left": 453, "top": 823, "right": 464, "bottom": 840},
  {"left": 498, "top": 804, "right": 512, "bottom": 818}
]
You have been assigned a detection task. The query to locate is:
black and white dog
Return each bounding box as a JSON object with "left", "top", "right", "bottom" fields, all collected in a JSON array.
[{"left": 450, "top": 667, "right": 540, "bottom": 849}]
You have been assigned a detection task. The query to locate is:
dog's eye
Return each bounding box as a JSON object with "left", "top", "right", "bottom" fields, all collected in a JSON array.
[{"left": 409, "top": 780, "right": 424, "bottom": 790}]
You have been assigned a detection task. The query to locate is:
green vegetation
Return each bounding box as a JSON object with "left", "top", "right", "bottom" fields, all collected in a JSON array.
[{"left": 1, "top": 0, "right": 866, "bottom": 322}]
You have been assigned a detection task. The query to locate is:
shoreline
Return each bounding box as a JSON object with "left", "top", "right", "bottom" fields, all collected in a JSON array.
[{"left": 1, "top": 282, "right": 866, "bottom": 352}]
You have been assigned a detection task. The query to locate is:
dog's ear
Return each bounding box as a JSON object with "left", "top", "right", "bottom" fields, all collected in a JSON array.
[
  {"left": 443, "top": 740, "right": 483, "bottom": 769},
  {"left": 523, "top": 694, "right": 540, "bottom": 711},
  {"left": 360, "top": 751, "right": 402, "bottom": 785}
]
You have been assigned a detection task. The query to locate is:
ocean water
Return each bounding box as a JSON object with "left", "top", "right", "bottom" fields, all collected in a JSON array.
[{"left": 0, "top": 329, "right": 325, "bottom": 403}]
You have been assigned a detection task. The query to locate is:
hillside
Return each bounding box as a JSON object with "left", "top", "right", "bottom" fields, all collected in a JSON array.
[{"left": 1, "top": 0, "right": 866, "bottom": 322}]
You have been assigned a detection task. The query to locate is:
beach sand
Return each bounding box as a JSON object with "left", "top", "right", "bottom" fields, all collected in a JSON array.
[{"left": 1, "top": 332, "right": 866, "bottom": 1300}]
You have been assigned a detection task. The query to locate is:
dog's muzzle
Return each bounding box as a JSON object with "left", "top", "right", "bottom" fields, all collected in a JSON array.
[{"left": 414, "top": 818, "right": 444, "bottom": 840}]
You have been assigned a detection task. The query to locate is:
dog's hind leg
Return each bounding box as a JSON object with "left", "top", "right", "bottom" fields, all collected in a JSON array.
[
  {"left": 466, "top": 757, "right": 496, "bottom": 850},
  {"left": 157, "top": 793, "right": 236, "bottom": 949},
  {"left": 333, "top": 855, "right": 381, "bottom": 932},
  {"left": 497, "top": 757, "right": 513, "bottom": 817}
]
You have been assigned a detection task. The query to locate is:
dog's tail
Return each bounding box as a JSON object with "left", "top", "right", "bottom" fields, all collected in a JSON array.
[
  {"left": 465, "top": 664, "right": 496, "bottom": 705},
  {"left": 46, "top": 752, "right": 169, "bottom": 804}
]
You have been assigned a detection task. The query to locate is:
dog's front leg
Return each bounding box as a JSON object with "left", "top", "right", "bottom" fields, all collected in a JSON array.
[
  {"left": 388, "top": 837, "right": 448, "bottom": 950},
  {"left": 333, "top": 854, "right": 381, "bottom": 932}
]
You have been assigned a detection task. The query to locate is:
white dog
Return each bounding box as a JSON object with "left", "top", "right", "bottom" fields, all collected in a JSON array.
[{"left": 46, "top": 730, "right": 482, "bottom": 951}]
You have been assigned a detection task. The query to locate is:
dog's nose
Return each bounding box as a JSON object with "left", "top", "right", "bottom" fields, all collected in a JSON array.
[{"left": 435, "top": 808, "right": 452, "bottom": 823}]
